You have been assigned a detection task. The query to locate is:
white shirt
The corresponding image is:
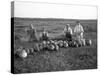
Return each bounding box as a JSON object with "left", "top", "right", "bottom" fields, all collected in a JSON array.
[
  {"left": 74, "top": 24, "right": 84, "bottom": 34},
  {"left": 63, "top": 27, "right": 73, "bottom": 35}
]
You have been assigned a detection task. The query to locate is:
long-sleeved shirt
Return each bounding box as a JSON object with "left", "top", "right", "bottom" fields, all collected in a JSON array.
[
  {"left": 74, "top": 24, "right": 84, "bottom": 34},
  {"left": 63, "top": 27, "right": 73, "bottom": 35}
]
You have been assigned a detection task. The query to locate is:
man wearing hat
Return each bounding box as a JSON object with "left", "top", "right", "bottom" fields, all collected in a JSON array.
[
  {"left": 63, "top": 24, "right": 73, "bottom": 41},
  {"left": 74, "top": 21, "right": 84, "bottom": 40},
  {"left": 40, "top": 27, "right": 49, "bottom": 41},
  {"left": 74, "top": 21, "right": 85, "bottom": 46},
  {"left": 27, "top": 24, "right": 39, "bottom": 42}
]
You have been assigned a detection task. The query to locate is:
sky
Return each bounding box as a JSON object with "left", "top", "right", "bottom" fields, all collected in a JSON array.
[{"left": 12, "top": 1, "right": 97, "bottom": 19}]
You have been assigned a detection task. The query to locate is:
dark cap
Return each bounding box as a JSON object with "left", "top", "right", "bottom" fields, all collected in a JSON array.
[{"left": 76, "top": 20, "right": 80, "bottom": 24}]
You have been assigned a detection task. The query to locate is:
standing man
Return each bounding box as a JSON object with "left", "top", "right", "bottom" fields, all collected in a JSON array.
[
  {"left": 27, "top": 24, "right": 39, "bottom": 42},
  {"left": 74, "top": 21, "right": 84, "bottom": 39},
  {"left": 74, "top": 21, "right": 85, "bottom": 46},
  {"left": 63, "top": 24, "right": 73, "bottom": 41}
]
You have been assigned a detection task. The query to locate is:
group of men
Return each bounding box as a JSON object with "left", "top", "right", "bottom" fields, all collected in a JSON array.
[
  {"left": 27, "top": 21, "right": 84, "bottom": 42},
  {"left": 63, "top": 21, "right": 84, "bottom": 41}
]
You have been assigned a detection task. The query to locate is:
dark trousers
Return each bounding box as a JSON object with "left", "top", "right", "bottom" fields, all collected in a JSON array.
[
  {"left": 41, "top": 34, "right": 49, "bottom": 41},
  {"left": 65, "top": 33, "right": 72, "bottom": 41}
]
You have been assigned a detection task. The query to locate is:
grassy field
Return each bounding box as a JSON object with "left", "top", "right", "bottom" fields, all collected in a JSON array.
[{"left": 13, "top": 17, "right": 97, "bottom": 74}]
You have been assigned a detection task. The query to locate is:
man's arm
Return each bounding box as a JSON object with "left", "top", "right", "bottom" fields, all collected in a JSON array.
[
  {"left": 62, "top": 27, "right": 67, "bottom": 35},
  {"left": 80, "top": 25, "right": 84, "bottom": 33},
  {"left": 68, "top": 28, "right": 73, "bottom": 35}
]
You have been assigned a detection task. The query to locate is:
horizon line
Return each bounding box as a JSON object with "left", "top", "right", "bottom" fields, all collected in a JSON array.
[{"left": 12, "top": 17, "right": 97, "bottom": 20}]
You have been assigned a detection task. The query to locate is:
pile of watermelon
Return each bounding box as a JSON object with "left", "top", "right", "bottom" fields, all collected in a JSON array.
[{"left": 14, "top": 38, "right": 92, "bottom": 58}]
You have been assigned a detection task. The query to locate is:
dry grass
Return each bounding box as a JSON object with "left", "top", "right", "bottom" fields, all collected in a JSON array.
[{"left": 13, "top": 18, "right": 97, "bottom": 74}]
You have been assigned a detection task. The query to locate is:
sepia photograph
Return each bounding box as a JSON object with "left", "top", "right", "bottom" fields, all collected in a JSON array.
[{"left": 11, "top": 1, "right": 97, "bottom": 74}]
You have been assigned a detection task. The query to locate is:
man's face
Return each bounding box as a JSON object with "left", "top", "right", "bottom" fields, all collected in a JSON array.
[
  {"left": 66, "top": 25, "right": 69, "bottom": 28},
  {"left": 78, "top": 23, "right": 80, "bottom": 25}
]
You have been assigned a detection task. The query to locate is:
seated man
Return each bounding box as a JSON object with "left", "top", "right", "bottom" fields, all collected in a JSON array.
[
  {"left": 63, "top": 24, "right": 73, "bottom": 41},
  {"left": 40, "top": 27, "right": 49, "bottom": 41}
]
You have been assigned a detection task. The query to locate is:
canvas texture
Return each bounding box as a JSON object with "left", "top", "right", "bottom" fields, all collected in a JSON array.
[{"left": 11, "top": 1, "right": 97, "bottom": 74}]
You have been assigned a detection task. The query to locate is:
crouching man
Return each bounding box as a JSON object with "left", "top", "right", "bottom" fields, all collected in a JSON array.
[{"left": 63, "top": 24, "right": 73, "bottom": 41}]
